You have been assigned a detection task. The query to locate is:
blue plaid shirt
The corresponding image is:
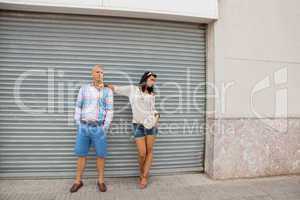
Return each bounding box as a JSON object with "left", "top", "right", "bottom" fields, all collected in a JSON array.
[{"left": 74, "top": 83, "right": 113, "bottom": 130}]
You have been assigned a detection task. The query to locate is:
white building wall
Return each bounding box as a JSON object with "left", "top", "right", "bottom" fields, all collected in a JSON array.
[
  {"left": 0, "top": 0, "right": 218, "bottom": 20},
  {"left": 205, "top": 0, "right": 300, "bottom": 179},
  {"left": 102, "top": 0, "right": 218, "bottom": 18},
  {"left": 210, "top": 0, "right": 300, "bottom": 118},
  {"left": 0, "top": 0, "right": 101, "bottom": 7}
]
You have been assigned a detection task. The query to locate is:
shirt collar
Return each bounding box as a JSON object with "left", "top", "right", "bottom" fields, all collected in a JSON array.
[{"left": 90, "top": 82, "right": 104, "bottom": 90}]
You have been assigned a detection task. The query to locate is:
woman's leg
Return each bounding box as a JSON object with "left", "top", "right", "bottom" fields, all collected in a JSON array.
[
  {"left": 135, "top": 137, "right": 147, "bottom": 176},
  {"left": 140, "top": 135, "right": 156, "bottom": 186}
]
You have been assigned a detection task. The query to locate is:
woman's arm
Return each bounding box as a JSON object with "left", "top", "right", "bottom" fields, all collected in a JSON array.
[
  {"left": 107, "top": 84, "right": 135, "bottom": 97},
  {"left": 153, "top": 95, "right": 159, "bottom": 115},
  {"left": 152, "top": 94, "right": 160, "bottom": 127}
]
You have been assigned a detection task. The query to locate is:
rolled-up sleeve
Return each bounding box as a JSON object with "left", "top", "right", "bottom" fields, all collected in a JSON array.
[
  {"left": 74, "top": 87, "right": 83, "bottom": 124},
  {"left": 114, "top": 85, "right": 135, "bottom": 97}
]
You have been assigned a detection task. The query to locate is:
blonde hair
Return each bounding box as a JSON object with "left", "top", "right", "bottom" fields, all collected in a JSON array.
[{"left": 92, "top": 64, "right": 103, "bottom": 71}]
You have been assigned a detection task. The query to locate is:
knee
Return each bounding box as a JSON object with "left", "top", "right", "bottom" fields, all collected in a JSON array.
[
  {"left": 138, "top": 150, "right": 146, "bottom": 158},
  {"left": 77, "top": 157, "right": 87, "bottom": 165},
  {"left": 146, "top": 148, "right": 154, "bottom": 155},
  {"left": 77, "top": 156, "right": 86, "bottom": 163},
  {"left": 78, "top": 156, "right": 87, "bottom": 161}
]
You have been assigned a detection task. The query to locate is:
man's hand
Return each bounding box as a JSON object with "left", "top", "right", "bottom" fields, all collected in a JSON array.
[{"left": 101, "top": 126, "right": 109, "bottom": 137}]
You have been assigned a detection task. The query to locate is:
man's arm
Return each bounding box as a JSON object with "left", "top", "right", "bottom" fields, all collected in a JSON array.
[
  {"left": 74, "top": 87, "right": 83, "bottom": 125},
  {"left": 103, "top": 88, "right": 114, "bottom": 131}
]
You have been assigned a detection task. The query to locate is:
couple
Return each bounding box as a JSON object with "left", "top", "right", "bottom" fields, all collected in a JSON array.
[{"left": 70, "top": 64, "right": 159, "bottom": 193}]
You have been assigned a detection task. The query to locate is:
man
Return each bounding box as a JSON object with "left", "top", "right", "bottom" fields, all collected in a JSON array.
[{"left": 70, "top": 64, "right": 113, "bottom": 193}]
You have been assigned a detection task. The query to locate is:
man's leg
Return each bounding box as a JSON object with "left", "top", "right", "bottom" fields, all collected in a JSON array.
[
  {"left": 75, "top": 157, "right": 87, "bottom": 184},
  {"left": 73, "top": 123, "right": 89, "bottom": 184},
  {"left": 96, "top": 157, "right": 105, "bottom": 183},
  {"left": 92, "top": 126, "right": 108, "bottom": 192},
  {"left": 70, "top": 132, "right": 89, "bottom": 193}
]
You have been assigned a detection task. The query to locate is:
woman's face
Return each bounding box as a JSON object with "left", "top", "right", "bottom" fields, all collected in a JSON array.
[{"left": 146, "top": 75, "right": 157, "bottom": 87}]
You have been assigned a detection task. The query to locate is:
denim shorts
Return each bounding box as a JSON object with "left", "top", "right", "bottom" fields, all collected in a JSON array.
[
  {"left": 132, "top": 123, "right": 158, "bottom": 139},
  {"left": 74, "top": 122, "right": 107, "bottom": 158}
]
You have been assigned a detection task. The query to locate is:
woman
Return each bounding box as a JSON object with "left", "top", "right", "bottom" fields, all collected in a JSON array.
[{"left": 108, "top": 71, "right": 159, "bottom": 189}]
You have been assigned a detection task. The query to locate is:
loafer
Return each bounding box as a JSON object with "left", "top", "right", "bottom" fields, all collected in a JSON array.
[
  {"left": 97, "top": 181, "right": 107, "bottom": 192},
  {"left": 70, "top": 181, "right": 83, "bottom": 193}
]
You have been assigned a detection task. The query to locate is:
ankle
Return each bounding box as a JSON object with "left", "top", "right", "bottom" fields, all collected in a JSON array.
[
  {"left": 141, "top": 174, "right": 147, "bottom": 179},
  {"left": 98, "top": 179, "right": 104, "bottom": 184}
]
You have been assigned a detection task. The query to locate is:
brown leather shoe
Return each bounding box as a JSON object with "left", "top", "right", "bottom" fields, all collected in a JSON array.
[
  {"left": 70, "top": 181, "right": 83, "bottom": 193},
  {"left": 97, "top": 181, "right": 107, "bottom": 192}
]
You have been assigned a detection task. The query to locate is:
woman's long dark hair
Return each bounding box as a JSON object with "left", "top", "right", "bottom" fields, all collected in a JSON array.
[{"left": 139, "top": 71, "right": 157, "bottom": 94}]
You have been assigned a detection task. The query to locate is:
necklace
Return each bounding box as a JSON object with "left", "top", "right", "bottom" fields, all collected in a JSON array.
[
  {"left": 92, "top": 80, "right": 104, "bottom": 89},
  {"left": 138, "top": 87, "right": 154, "bottom": 113}
]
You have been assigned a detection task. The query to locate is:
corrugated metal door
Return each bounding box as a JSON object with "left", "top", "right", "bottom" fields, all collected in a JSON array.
[{"left": 0, "top": 10, "right": 206, "bottom": 178}]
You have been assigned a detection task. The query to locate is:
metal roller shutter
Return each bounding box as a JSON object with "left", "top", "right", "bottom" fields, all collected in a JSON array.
[{"left": 0, "top": 10, "right": 206, "bottom": 178}]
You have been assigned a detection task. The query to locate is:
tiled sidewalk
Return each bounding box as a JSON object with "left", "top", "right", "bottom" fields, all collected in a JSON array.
[{"left": 0, "top": 174, "right": 299, "bottom": 200}]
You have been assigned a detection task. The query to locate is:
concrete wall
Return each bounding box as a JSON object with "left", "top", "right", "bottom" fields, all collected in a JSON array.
[
  {"left": 205, "top": 0, "right": 300, "bottom": 179},
  {"left": 0, "top": 0, "right": 218, "bottom": 21}
]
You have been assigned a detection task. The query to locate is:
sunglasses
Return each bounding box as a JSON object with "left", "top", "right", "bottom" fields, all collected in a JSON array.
[{"left": 147, "top": 72, "right": 157, "bottom": 77}]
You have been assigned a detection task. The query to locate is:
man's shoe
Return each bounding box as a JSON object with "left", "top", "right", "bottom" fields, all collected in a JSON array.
[
  {"left": 97, "top": 181, "right": 107, "bottom": 192},
  {"left": 70, "top": 181, "right": 83, "bottom": 193}
]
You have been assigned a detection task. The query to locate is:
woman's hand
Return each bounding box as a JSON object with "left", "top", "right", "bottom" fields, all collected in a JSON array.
[{"left": 106, "top": 84, "right": 115, "bottom": 92}]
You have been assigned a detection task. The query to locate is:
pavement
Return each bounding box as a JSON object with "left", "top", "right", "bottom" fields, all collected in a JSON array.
[{"left": 0, "top": 173, "right": 299, "bottom": 200}]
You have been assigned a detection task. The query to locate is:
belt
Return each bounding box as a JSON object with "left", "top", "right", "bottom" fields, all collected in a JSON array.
[{"left": 80, "top": 120, "right": 103, "bottom": 127}]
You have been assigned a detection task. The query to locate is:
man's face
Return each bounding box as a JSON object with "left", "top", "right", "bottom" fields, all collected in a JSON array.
[{"left": 92, "top": 66, "right": 104, "bottom": 82}]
